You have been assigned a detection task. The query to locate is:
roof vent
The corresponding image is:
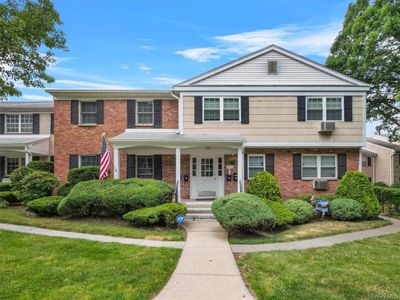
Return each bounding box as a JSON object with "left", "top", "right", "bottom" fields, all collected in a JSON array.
[{"left": 268, "top": 61, "right": 278, "bottom": 75}]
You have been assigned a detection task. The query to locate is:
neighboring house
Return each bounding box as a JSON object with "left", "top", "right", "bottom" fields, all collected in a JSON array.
[
  {"left": 0, "top": 102, "right": 54, "bottom": 181},
  {"left": 363, "top": 136, "right": 400, "bottom": 185},
  {"left": 47, "top": 45, "right": 368, "bottom": 199}
]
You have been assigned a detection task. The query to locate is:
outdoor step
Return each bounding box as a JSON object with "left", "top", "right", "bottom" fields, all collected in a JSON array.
[
  {"left": 185, "top": 213, "right": 215, "bottom": 220},
  {"left": 184, "top": 201, "right": 213, "bottom": 208},
  {"left": 187, "top": 207, "right": 212, "bottom": 213}
]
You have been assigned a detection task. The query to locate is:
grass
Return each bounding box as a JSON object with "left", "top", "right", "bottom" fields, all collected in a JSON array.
[
  {"left": 0, "top": 230, "right": 180, "bottom": 300},
  {"left": 230, "top": 218, "right": 391, "bottom": 244},
  {"left": 0, "top": 206, "right": 184, "bottom": 241},
  {"left": 237, "top": 233, "right": 400, "bottom": 300}
]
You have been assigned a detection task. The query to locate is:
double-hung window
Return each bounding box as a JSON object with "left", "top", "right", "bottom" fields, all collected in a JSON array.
[
  {"left": 6, "top": 114, "right": 33, "bottom": 133},
  {"left": 137, "top": 156, "right": 154, "bottom": 178},
  {"left": 302, "top": 154, "right": 337, "bottom": 179},
  {"left": 203, "top": 97, "right": 240, "bottom": 121},
  {"left": 6, "top": 157, "right": 25, "bottom": 175},
  {"left": 80, "top": 102, "right": 97, "bottom": 124},
  {"left": 203, "top": 98, "right": 220, "bottom": 121},
  {"left": 306, "top": 97, "right": 343, "bottom": 121},
  {"left": 80, "top": 155, "right": 99, "bottom": 167},
  {"left": 136, "top": 101, "right": 154, "bottom": 125},
  {"left": 248, "top": 155, "right": 265, "bottom": 178}
]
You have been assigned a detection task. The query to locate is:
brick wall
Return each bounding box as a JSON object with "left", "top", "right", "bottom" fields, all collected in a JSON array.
[
  {"left": 224, "top": 154, "right": 237, "bottom": 194},
  {"left": 161, "top": 154, "right": 190, "bottom": 200}
]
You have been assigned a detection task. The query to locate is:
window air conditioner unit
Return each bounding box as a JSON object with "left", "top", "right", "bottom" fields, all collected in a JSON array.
[
  {"left": 319, "top": 122, "right": 335, "bottom": 134},
  {"left": 313, "top": 179, "right": 328, "bottom": 191}
]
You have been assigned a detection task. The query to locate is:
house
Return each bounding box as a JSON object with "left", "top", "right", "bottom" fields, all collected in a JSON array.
[
  {"left": 0, "top": 101, "right": 54, "bottom": 181},
  {"left": 363, "top": 136, "right": 400, "bottom": 185},
  {"left": 46, "top": 45, "right": 368, "bottom": 199}
]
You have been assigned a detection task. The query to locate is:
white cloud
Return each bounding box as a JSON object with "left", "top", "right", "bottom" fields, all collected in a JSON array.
[
  {"left": 20, "top": 94, "right": 52, "bottom": 101},
  {"left": 153, "top": 76, "right": 183, "bottom": 85},
  {"left": 176, "top": 22, "right": 341, "bottom": 62},
  {"left": 120, "top": 64, "right": 130, "bottom": 70},
  {"left": 140, "top": 45, "right": 155, "bottom": 51},
  {"left": 138, "top": 64, "right": 151, "bottom": 73},
  {"left": 54, "top": 79, "right": 135, "bottom": 89}
]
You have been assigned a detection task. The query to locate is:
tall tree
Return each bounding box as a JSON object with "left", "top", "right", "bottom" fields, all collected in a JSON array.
[
  {"left": 0, "top": 0, "right": 67, "bottom": 101},
  {"left": 326, "top": 0, "right": 400, "bottom": 141}
]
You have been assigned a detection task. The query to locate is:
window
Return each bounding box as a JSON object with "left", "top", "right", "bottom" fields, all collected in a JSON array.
[
  {"left": 306, "top": 97, "right": 343, "bottom": 121},
  {"left": 248, "top": 155, "right": 265, "bottom": 178},
  {"left": 368, "top": 157, "right": 372, "bottom": 167},
  {"left": 302, "top": 154, "right": 337, "bottom": 179},
  {"left": 362, "top": 157, "right": 368, "bottom": 167},
  {"left": 203, "top": 97, "right": 240, "bottom": 122},
  {"left": 201, "top": 158, "right": 214, "bottom": 177},
  {"left": 192, "top": 157, "right": 197, "bottom": 176},
  {"left": 137, "top": 156, "right": 154, "bottom": 178},
  {"left": 80, "top": 102, "right": 97, "bottom": 124},
  {"left": 218, "top": 157, "right": 223, "bottom": 176},
  {"left": 6, "top": 157, "right": 25, "bottom": 175},
  {"left": 268, "top": 61, "right": 278, "bottom": 74},
  {"left": 6, "top": 114, "right": 33, "bottom": 133},
  {"left": 80, "top": 155, "right": 99, "bottom": 167},
  {"left": 137, "top": 101, "right": 153, "bottom": 125}
]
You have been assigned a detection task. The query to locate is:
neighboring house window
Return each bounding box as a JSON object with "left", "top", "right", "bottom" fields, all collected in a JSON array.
[
  {"left": 5, "top": 114, "right": 33, "bottom": 133},
  {"left": 367, "top": 157, "right": 372, "bottom": 167},
  {"left": 80, "top": 155, "right": 99, "bottom": 167},
  {"left": 203, "top": 97, "right": 240, "bottom": 121},
  {"left": 136, "top": 101, "right": 153, "bottom": 125},
  {"left": 306, "top": 97, "right": 343, "bottom": 121},
  {"left": 137, "top": 156, "right": 153, "bottom": 178},
  {"left": 302, "top": 154, "right": 337, "bottom": 179},
  {"left": 362, "top": 157, "right": 367, "bottom": 167},
  {"left": 80, "top": 102, "right": 97, "bottom": 124},
  {"left": 248, "top": 154, "right": 265, "bottom": 178},
  {"left": 6, "top": 157, "right": 25, "bottom": 175}
]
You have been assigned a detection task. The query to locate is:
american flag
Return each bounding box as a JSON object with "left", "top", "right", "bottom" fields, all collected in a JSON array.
[{"left": 99, "top": 134, "right": 111, "bottom": 180}]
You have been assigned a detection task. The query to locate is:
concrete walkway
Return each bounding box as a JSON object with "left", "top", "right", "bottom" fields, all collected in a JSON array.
[
  {"left": 0, "top": 223, "right": 184, "bottom": 249},
  {"left": 231, "top": 216, "right": 400, "bottom": 253},
  {"left": 154, "top": 219, "right": 254, "bottom": 300}
]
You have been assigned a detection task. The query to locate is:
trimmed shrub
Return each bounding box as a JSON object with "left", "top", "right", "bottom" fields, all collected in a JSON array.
[
  {"left": 57, "top": 182, "right": 75, "bottom": 197},
  {"left": 247, "top": 171, "right": 281, "bottom": 201},
  {"left": 330, "top": 198, "right": 363, "bottom": 221},
  {"left": 16, "top": 171, "right": 59, "bottom": 202},
  {"left": 374, "top": 182, "right": 389, "bottom": 187},
  {"left": 212, "top": 193, "right": 276, "bottom": 232},
  {"left": 373, "top": 186, "right": 400, "bottom": 215},
  {"left": 26, "top": 196, "right": 63, "bottom": 216},
  {"left": 0, "top": 182, "right": 12, "bottom": 192},
  {"left": 27, "top": 161, "right": 54, "bottom": 173},
  {"left": 123, "top": 203, "right": 187, "bottom": 226},
  {"left": 336, "top": 171, "right": 380, "bottom": 219},
  {"left": 266, "top": 200, "right": 295, "bottom": 227},
  {"left": 67, "top": 166, "right": 100, "bottom": 185},
  {"left": 0, "top": 191, "right": 19, "bottom": 204},
  {"left": 58, "top": 178, "right": 175, "bottom": 217},
  {"left": 391, "top": 183, "right": 400, "bottom": 188},
  {"left": 285, "top": 199, "right": 316, "bottom": 224},
  {"left": 0, "top": 199, "right": 9, "bottom": 209},
  {"left": 9, "top": 166, "right": 33, "bottom": 191}
]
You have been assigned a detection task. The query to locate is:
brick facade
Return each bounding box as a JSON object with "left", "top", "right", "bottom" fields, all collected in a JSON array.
[{"left": 161, "top": 154, "right": 190, "bottom": 200}]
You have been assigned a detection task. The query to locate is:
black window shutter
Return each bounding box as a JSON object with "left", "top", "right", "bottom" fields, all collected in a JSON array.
[
  {"left": 194, "top": 96, "right": 202, "bottom": 124},
  {"left": 344, "top": 96, "right": 353, "bottom": 122},
  {"left": 32, "top": 114, "right": 40, "bottom": 134},
  {"left": 297, "top": 96, "right": 306, "bottom": 121},
  {"left": 154, "top": 155, "right": 162, "bottom": 180},
  {"left": 0, "top": 114, "right": 5, "bottom": 134},
  {"left": 0, "top": 156, "right": 5, "bottom": 180},
  {"left": 338, "top": 153, "right": 347, "bottom": 179},
  {"left": 127, "top": 155, "right": 136, "bottom": 178},
  {"left": 127, "top": 100, "right": 136, "bottom": 128},
  {"left": 241, "top": 96, "right": 249, "bottom": 124},
  {"left": 69, "top": 155, "right": 79, "bottom": 170},
  {"left": 96, "top": 155, "right": 101, "bottom": 165},
  {"left": 96, "top": 100, "right": 104, "bottom": 124},
  {"left": 153, "top": 99, "right": 162, "bottom": 128},
  {"left": 50, "top": 113, "right": 54, "bottom": 134},
  {"left": 71, "top": 100, "right": 79, "bottom": 124},
  {"left": 266, "top": 154, "right": 274, "bottom": 175},
  {"left": 244, "top": 153, "right": 248, "bottom": 180},
  {"left": 293, "top": 154, "right": 302, "bottom": 179}
]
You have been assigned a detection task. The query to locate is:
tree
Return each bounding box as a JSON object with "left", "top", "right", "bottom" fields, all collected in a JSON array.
[
  {"left": 326, "top": 0, "right": 400, "bottom": 141},
  {"left": 0, "top": 0, "right": 67, "bottom": 101}
]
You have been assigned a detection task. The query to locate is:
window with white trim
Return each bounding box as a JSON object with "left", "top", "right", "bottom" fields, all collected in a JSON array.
[
  {"left": 80, "top": 102, "right": 97, "bottom": 124},
  {"left": 137, "top": 156, "right": 154, "bottom": 178},
  {"left": 306, "top": 97, "right": 343, "bottom": 121},
  {"left": 136, "top": 101, "right": 154, "bottom": 125},
  {"left": 302, "top": 154, "right": 337, "bottom": 179},
  {"left": 6, "top": 157, "right": 25, "bottom": 175},
  {"left": 203, "top": 97, "right": 240, "bottom": 121},
  {"left": 5, "top": 114, "right": 33, "bottom": 133},
  {"left": 248, "top": 155, "right": 265, "bottom": 178},
  {"left": 80, "top": 155, "right": 99, "bottom": 167}
]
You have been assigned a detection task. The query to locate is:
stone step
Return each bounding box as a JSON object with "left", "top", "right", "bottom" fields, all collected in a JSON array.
[
  {"left": 185, "top": 201, "right": 213, "bottom": 208},
  {"left": 187, "top": 207, "right": 212, "bottom": 213},
  {"left": 185, "top": 213, "right": 215, "bottom": 220}
]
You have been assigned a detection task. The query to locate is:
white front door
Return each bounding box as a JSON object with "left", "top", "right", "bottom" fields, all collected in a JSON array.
[{"left": 198, "top": 157, "right": 217, "bottom": 198}]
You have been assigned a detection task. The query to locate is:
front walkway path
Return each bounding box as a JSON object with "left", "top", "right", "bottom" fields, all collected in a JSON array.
[
  {"left": 231, "top": 216, "right": 400, "bottom": 253},
  {"left": 154, "top": 219, "right": 254, "bottom": 300}
]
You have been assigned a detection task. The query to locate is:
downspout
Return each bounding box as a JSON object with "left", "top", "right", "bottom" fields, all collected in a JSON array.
[
  {"left": 390, "top": 152, "right": 395, "bottom": 185},
  {"left": 170, "top": 91, "right": 182, "bottom": 134}
]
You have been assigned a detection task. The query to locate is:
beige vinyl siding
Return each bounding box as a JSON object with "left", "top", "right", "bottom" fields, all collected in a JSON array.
[
  {"left": 39, "top": 113, "right": 52, "bottom": 134},
  {"left": 365, "top": 142, "right": 394, "bottom": 185},
  {"left": 394, "top": 154, "right": 400, "bottom": 184},
  {"left": 193, "top": 50, "right": 352, "bottom": 86},
  {"left": 183, "top": 96, "right": 363, "bottom": 143}
]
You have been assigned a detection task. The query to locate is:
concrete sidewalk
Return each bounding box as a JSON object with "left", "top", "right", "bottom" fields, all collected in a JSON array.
[{"left": 154, "top": 220, "right": 254, "bottom": 300}]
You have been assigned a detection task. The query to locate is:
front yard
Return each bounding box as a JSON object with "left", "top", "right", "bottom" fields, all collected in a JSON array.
[
  {"left": 237, "top": 233, "right": 400, "bottom": 300},
  {"left": 0, "top": 230, "right": 181, "bottom": 300}
]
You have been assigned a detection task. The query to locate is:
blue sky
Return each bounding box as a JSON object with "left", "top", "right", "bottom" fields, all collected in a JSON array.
[{"left": 13, "top": 0, "right": 377, "bottom": 135}]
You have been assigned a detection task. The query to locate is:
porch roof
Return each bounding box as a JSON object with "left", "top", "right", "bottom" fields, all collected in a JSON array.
[{"left": 0, "top": 135, "right": 50, "bottom": 147}]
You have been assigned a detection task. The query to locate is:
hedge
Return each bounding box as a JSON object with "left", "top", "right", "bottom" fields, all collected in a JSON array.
[
  {"left": 9, "top": 166, "right": 34, "bottom": 191},
  {"left": 247, "top": 171, "right": 281, "bottom": 201},
  {"left": 67, "top": 166, "right": 100, "bottom": 185},
  {"left": 266, "top": 200, "right": 295, "bottom": 227},
  {"left": 27, "top": 161, "right": 54, "bottom": 173},
  {"left": 16, "top": 171, "right": 59, "bottom": 202},
  {"left": 26, "top": 196, "right": 64, "bottom": 216},
  {"left": 285, "top": 199, "right": 316, "bottom": 224},
  {"left": 0, "top": 182, "right": 12, "bottom": 192},
  {"left": 212, "top": 193, "right": 276, "bottom": 232},
  {"left": 330, "top": 198, "right": 364, "bottom": 221},
  {"left": 57, "top": 178, "right": 175, "bottom": 217},
  {"left": 0, "top": 191, "right": 19, "bottom": 204},
  {"left": 123, "top": 203, "right": 187, "bottom": 226},
  {"left": 373, "top": 186, "right": 400, "bottom": 215},
  {"left": 0, "top": 199, "right": 8, "bottom": 208}
]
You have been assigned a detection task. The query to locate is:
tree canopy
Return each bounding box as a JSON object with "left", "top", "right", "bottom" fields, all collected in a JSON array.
[{"left": 0, "top": 0, "right": 67, "bottom": 101}]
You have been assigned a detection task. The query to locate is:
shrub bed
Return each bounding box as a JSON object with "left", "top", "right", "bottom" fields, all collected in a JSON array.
[
  {"left": 212, "top": 193, "right": 276, "bottom": 232},
  {"left": 0, "top": 182, "right": 12, "bottom": 192},
  {"left": 16, "top": 171, "right": 59, "bottom": 202},
  {"left": 27, "top": 161, "right": 54, "bottom": 173},
  {"left": 26, "top": 196, "right": 64, "bottom": 216},
  {"left": 58, "top": 178, "right": 175, "bottom": 217},
  {"left": 0, "top": 199, "right": 8, "bottom": 208},
  {"left": 0, "top": 191, "right": 19, "bottom": 204},
  {"left": 123, "top": 203, "right": 187, "bottom": 226},
  {"left": 9, "top": 166, "right": 34, "bottom": 191},
  {"left": 373, "top": 186, "right": 400, "bottom": 215},
  {"left": 247, "top": 171, "right": 281, "bottom": 201},
  {"left": 294, "top": 193, "right": 336, "bottom": 202},
  {"left": 266, "top": 200, "right": 295, "bottom": 227},
  {"left": 330, "top": 198, "right": 364, "bottom": 221},
  {"left": 285, "top": 199, "right": 316, "bottom": 224},
  {"left": 57, "top": 166, "right": 100, "bottom": 197}
]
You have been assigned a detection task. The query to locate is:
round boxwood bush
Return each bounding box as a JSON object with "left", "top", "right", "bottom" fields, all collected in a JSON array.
[
  {"left": 123, "top": 203, "right": 187, "bottom": 226},
  {"left": 266, "top": 200, "right": 295, "bottom": 227},
  {"left": 67, "top": 166, "right": 100, "bottom": 185},
  {"left": 285, "top": 199, "right": 316, "bottom": 224},
  {"left": 330, "top": 198, "right": 363, "bottom": 221},
  {"left": 247, "top": 171, "right": 281, "bottom": 201},
  {"left": 57, "top": 182, "right": 75, "bottom": 197},
  {"left": 16, "top": 171, "right": 59, "bottom": 202},
  {"left": 336, "top": 171, "right": 380, "bottom": 219},
  {"left": 26, "top": 196, "right": 64, "bottom": 216},
  {"left": 57, "top": 178, "right": 175, "bottom": 217},
  {"left": 212, "top": 193, "right": 276, "bottom": 232},
  {"left": 0, "top": 191, "right": 19, "bottom": 204},
  {"left": 27, "top": 161, "right": 54, "bottom": 173},
  {"left": 9, "top": 166, "right": 34, "bottom": 191}
]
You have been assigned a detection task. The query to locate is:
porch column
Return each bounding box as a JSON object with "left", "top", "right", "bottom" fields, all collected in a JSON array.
[
  {"left": 113, "top": 147, "right": 120, "bottom": 179},
  {"left": 175, "top": 147, "right": 181, "bottom": 202},
  {"left": 24, "top": 146, "right": 31, "bottom": 166},
  {"left": 237, "top": 147, "right": 244, "bottom": 192}
]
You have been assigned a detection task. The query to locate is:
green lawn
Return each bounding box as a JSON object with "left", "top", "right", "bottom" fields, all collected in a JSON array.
[
  {"left": 230, "top": 219, "right": 391, "bottom": 244},
  {"left": 0, "top": 230, "right": 180, "bottom": 300},
  {"left": 0, "top": 207, "right": 184, "bottom": 241},
  {"left": 237, "top": 233, "right": 400, "bottom": 300}
]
